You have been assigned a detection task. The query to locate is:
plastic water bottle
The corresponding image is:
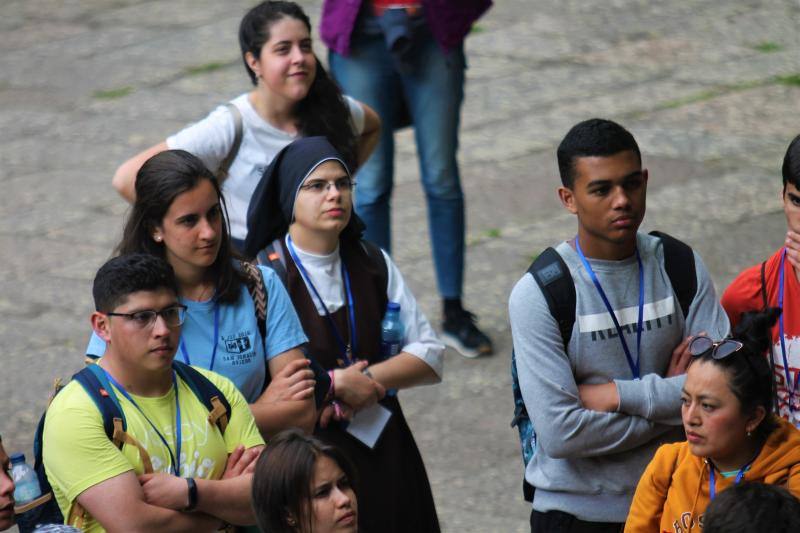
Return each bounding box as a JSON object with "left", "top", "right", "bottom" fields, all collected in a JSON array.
[
  {"left": 10, "top": 453, "right": 41, "bottom": 504},
  {"left": 380, "top": 302, "right": 404, "bottom": 397}
]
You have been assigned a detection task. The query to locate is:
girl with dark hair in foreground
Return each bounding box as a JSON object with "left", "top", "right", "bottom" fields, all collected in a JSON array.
[{"left": 252, "top": 429, "right": 358, "bottom": 533}]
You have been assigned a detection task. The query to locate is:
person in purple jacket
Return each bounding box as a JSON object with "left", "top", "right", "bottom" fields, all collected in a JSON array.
[{"left": 320, "top": 0, "right": 495, "bottom": 359}]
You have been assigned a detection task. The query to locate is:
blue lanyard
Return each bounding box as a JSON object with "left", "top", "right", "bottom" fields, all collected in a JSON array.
[
  {"left": 708, "top": 460, "right": 751, "bottom": 500},
  {"left": 102, "top": 367, "right": 183, "bottom": 476},
  {"left": 777, "top": 248, "right": 800, "bottom": 411},
  {"left": 287, "top": 236, "right": 357, "bottom": 366},
  {"left": 179, "top": 302, "right": 220, "bottom": 371},
  {"left": 575, "top": 238, "right": 644, "bottom": 379}
]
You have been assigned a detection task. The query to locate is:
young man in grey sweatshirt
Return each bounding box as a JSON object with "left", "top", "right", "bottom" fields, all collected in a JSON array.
[{"left": 509, "top": 118, "right": 729, "bottom": 532}]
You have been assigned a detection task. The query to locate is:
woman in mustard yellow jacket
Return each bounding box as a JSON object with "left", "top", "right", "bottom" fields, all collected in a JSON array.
[{"left": 626, "top": 307, "right": 800, "bottom": 532}]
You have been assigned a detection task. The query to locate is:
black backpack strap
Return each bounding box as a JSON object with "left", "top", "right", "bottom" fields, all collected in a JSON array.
[
  {"left": 514, "top": 248, "right": 573, "bottom": 504},
  {"left": 173, "top": 361, "right": 232, "bottom": 434},
  {"left": 361, "top": 240, "right": 389, "bottom": 294},
  {"left": 256, "top": 239, "right": 288, "bottom": 287},
  {"left": 529, "top": 247, "right": 576, "bottom": 349},
  {"left": 759, "top": 259, "right": 780, "bottom": 413},
  {"left": 649, "top": 231, "right": 697, "bottom": 318}
]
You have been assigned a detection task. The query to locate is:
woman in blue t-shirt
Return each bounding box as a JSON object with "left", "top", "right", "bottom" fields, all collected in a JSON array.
[{"left": 87, "top": 149, "right": 314, "bottom": 437}]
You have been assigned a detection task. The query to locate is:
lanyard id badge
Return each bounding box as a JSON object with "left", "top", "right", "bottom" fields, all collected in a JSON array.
[
  {"left": 576, "top": 238, "right": 645, "bottom": 379},
  {"left": 180, "top": 302, "right": 220, "bottom": 371},
  {"left": 287, "top": 235, "right": 357, "bottom": 367},
  {"left": 708, "top": 459, "right": 753, "bottom": 500},
  {"left": 102, "top": 367, "right": 183, "bottom": 476}
]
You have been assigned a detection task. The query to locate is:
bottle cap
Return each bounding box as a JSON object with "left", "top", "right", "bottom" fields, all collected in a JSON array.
[
  {"left": 9, "top": 452, "right": 26, "bottom": 463},
  {"left": 387, "top": 302, "right": 400, "bottom": 312}
]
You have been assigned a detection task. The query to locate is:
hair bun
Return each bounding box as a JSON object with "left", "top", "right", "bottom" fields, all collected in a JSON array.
[{"left": 732, "top": 307, "right": 781, "bottom": 355}]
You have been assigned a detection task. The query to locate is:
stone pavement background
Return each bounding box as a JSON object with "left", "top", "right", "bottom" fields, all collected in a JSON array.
[{"left": 1, "top": 1, "right": 800, "bottom": 531}]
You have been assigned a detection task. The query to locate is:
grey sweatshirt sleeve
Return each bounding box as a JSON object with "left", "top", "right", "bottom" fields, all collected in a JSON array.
[
  {"left": 509, "top": 274, "right": 672, "bottom": 460},
  {"left": 615, "top": 374, "right": 685, "bottom": 425},
  {"left": 614, "top": 251, "right": 731, "bottom": 423}
]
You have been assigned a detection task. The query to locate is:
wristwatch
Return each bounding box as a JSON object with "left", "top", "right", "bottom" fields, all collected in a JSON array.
[{"left": 184, "top": 477, "right": 198, "bottom": 511}]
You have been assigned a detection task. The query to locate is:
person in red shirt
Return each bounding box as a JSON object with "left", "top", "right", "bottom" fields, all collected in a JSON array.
[{"left": 721, "top": 134, "right": 800, "bottom": 426}]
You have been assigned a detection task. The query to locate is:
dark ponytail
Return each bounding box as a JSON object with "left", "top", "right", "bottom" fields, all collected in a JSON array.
[{"left": 295, "top": 59, "right": 358, "bottom": 169}]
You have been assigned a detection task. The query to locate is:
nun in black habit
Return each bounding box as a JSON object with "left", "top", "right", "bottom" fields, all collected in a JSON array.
[{"left": 245, "top": 136, "right": 444, "bottom": 533}]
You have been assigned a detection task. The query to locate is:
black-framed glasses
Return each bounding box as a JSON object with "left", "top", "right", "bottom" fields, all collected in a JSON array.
[
  {"left": 106, "top": 304, "right": 188, "bottom": 330},
  {"left": 298, "top": 177, "right": 356, "bottom": 194},
  {"left": 689, "top": 335, "right": 745, "bottom": 360}
]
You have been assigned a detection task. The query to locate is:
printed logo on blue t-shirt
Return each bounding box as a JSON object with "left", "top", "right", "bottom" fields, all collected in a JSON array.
[
  {"left": 225, "top": 335, "right": 252, "bottom": 354},
  {"left": 221, "top": 330, "right": 256, "bottom": 366}
]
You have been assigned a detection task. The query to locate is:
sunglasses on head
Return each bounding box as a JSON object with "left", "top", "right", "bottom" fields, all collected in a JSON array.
[
  {"left": 689, "top": 335, "right": 771, "bottom": 378},
  {"left": 689, "top": 335, "right": 744, "bottom": 360}
]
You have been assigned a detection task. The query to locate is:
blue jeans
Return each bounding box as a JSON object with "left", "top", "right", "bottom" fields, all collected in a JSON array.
[{"left": 330, "top": 21, "right": 466, "bottom": 299}]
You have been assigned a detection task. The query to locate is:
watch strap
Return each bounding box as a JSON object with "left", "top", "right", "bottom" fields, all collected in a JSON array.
[{"left": 184, "top": 477, "right": 198, "bottom": 511}]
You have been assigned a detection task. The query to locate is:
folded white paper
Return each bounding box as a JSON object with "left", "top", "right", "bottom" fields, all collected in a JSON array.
[{"left": 346, "top": 403, "right": 392, "bottom": 449}]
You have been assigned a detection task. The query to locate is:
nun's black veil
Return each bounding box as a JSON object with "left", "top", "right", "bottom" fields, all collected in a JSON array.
[{"left": 243, "top": 136, "right": 365, "bottom": 257}]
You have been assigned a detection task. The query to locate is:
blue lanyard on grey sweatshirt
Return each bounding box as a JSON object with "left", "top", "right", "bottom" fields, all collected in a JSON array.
[{"left": 575, "top": 238, "right": 644, "bottom": 380}]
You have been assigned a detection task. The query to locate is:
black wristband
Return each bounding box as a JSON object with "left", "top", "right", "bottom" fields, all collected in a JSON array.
[{"left": 184, "top": 477, "right": 198, "bottom": 512}]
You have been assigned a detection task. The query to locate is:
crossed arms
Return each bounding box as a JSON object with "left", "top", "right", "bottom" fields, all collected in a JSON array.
[
  {"left": 77, "top": 444, "right": 263, "bottom": 533},
  {"left": 508, "top": 265, "right": 727, "bottom": 458}
]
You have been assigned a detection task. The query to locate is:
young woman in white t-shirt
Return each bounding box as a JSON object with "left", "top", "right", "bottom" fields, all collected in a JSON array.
[{"left": 112, "top": 1, "right": 380, "bottom": 246}]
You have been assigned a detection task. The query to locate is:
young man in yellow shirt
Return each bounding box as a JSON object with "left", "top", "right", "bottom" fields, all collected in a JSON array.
[{"left": 43, "top": 254, "right": 265, "bottom": 532}]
